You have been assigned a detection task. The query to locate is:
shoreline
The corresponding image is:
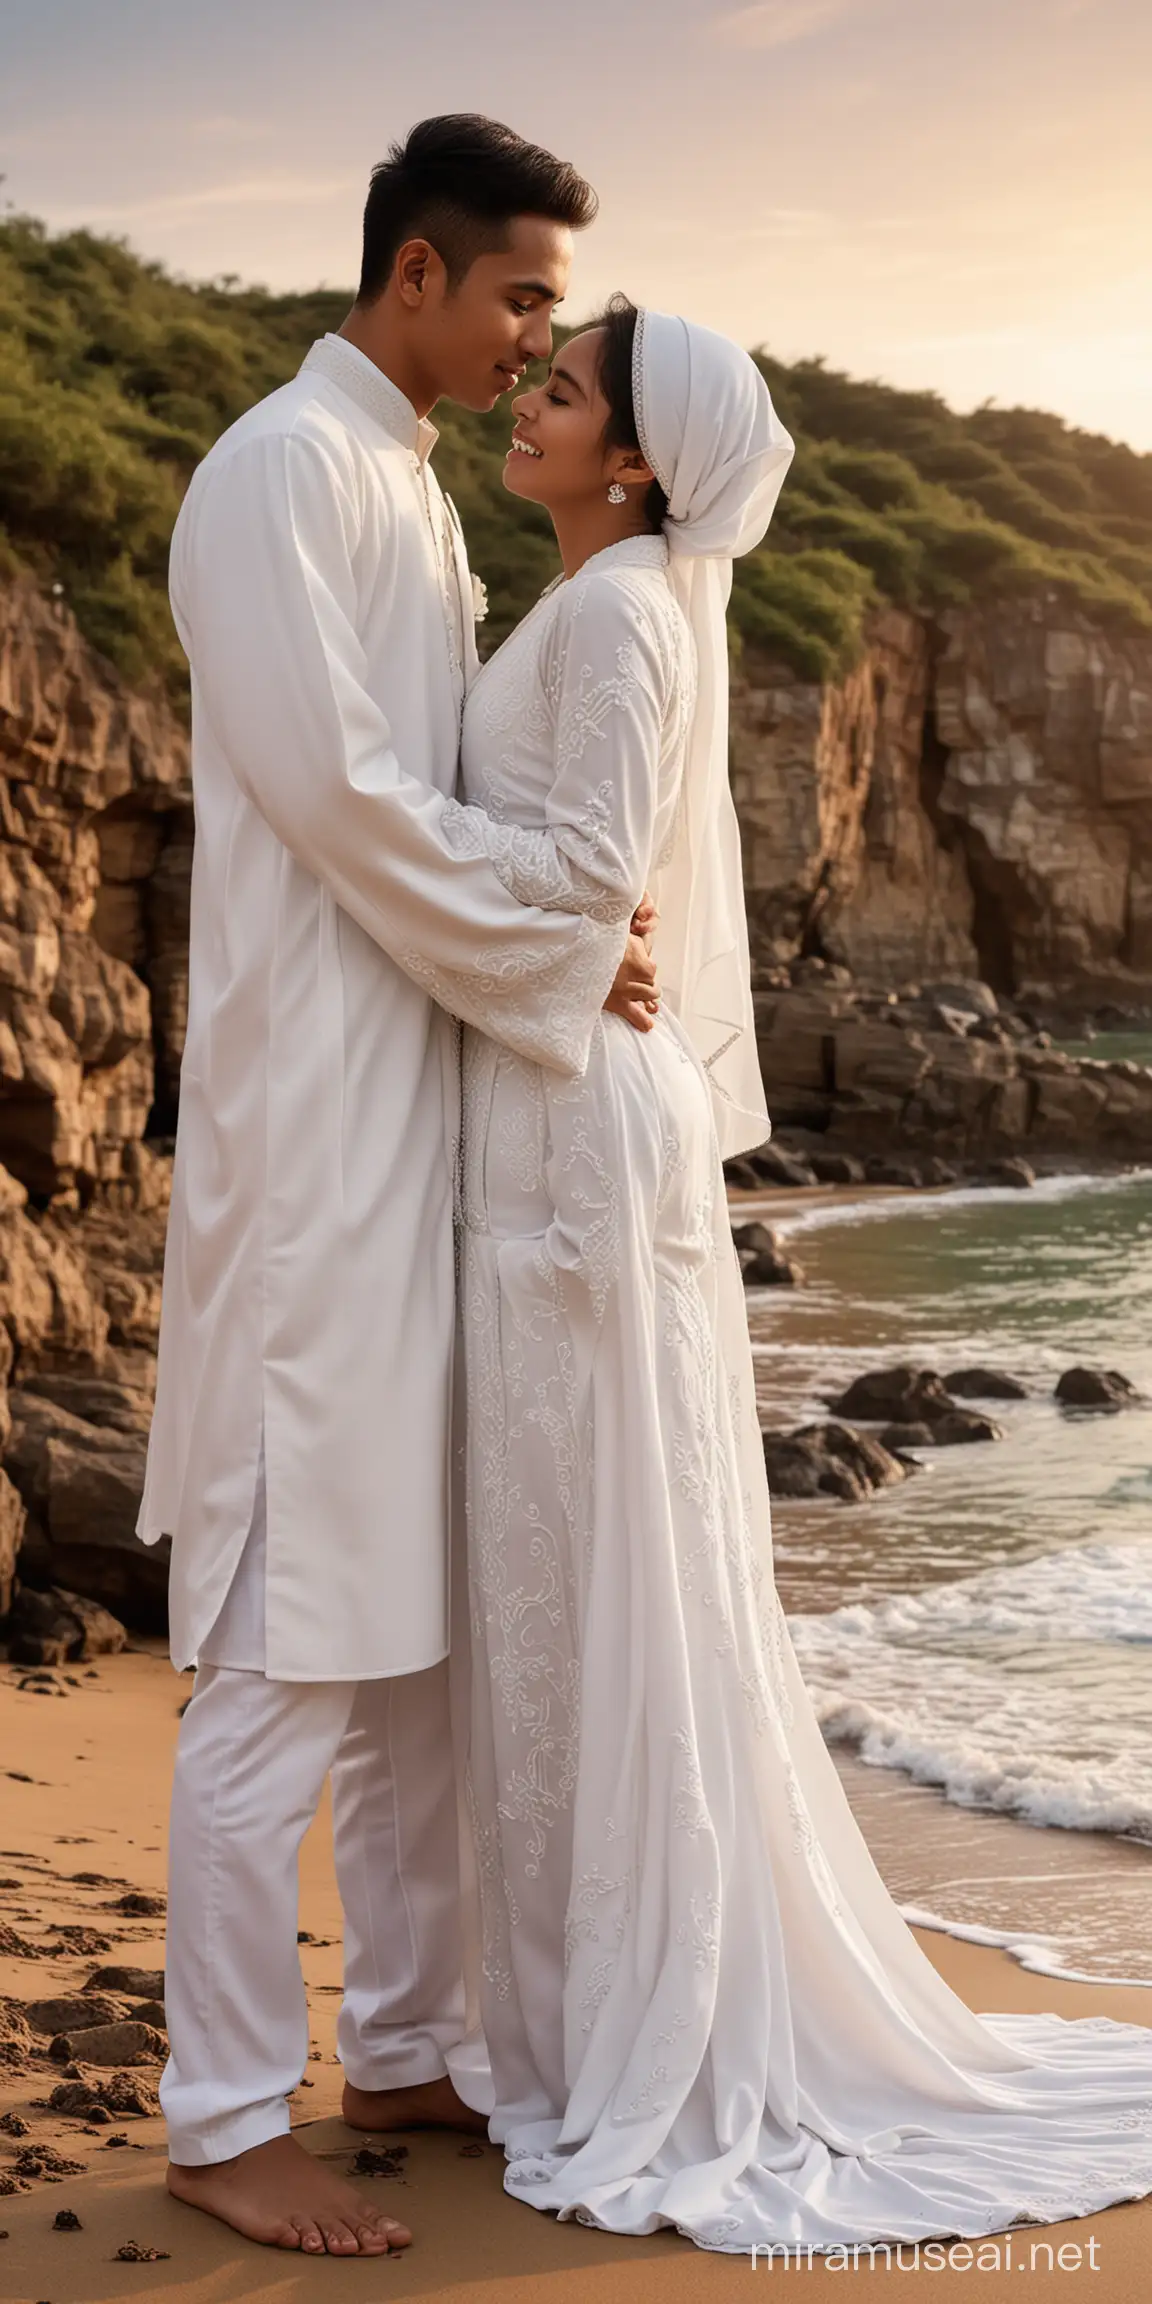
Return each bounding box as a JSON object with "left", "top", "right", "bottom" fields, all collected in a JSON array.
[
  {"left": 834, "top": 1749, "right": 1152, "bottom": 1992},
  {"left": 735, "top": 1165, "right": 1152, "bottom": 1990},
  {"left": 729, "top": 1159, "right": 1152, "bottom": 1245},
  {"left": 1, "top": 1650, "right": 1150, "bottom": 2301}
]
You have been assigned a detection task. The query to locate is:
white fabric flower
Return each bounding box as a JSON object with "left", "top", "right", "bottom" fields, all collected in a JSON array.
[{"left": 471, "top": 573, "right": 489, "bottom": 624}]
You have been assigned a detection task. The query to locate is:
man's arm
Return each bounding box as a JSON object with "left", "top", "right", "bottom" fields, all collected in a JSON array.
[
  {"left": 173, "top": 427, "right": 633, "bottom": 1076},
  {"left": 443, "top": 575, "right": 677, "bottom": 1043}
]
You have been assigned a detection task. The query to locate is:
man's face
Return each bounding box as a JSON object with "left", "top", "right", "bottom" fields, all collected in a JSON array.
[{"left": 421, "top": 215, "right": 573, "bottom": 413}]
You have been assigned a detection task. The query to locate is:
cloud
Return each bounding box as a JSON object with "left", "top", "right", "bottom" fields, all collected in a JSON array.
[
  {"left": 44, "top": 173, "right": 362, "bottom": 229},
  {"left": 186, "top": 115, "right": 276, "bottom": 143},
  {"left": 745, "top": 205, "right": 833, "bottom": 237},
  {"left": 710, "top": 0, "right": 851, "bottom": 49}
]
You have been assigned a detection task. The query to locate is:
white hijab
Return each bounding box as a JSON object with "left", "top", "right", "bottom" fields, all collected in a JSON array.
[{"left": 634, "top": 309, "right": 794, "bottom": 1158}]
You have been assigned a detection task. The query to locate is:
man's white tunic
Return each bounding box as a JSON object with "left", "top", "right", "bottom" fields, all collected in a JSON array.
[{"left": 138, "top": 335, "right": 625, "bottom": 1684}]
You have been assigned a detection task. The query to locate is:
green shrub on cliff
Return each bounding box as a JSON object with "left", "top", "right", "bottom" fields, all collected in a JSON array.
[
  {"left": 2, "top": 213, "right": 1151, "bottom": 695},
  {"left": 729, "top": 548, "right": 874, "bottom": 682}
]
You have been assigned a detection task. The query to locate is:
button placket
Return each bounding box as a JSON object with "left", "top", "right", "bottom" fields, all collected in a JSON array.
[{"left": 414, "top": 460, "right": 466, "bottom": 726}]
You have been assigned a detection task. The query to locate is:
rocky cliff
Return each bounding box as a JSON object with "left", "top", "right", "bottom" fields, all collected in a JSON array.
[
  {"left": 0, "top": 573, "right": 192, "bottom": 1199},
  {"left": 0, "top": 571, "right": 1148, "bottom": 1639},
  {"left": 0, "top": 576, "right": 183, "bottom": 1637},
  {"left": 733, "top": 596, "right": 1152, "bottom": 1165},
  {"left": 734, "top": 599, "right": 1152, "bottom": 1004}
]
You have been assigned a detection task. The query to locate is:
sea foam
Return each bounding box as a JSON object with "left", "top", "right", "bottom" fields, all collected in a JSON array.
[{"left": 788, "top": 1539, "right": 1152, "bottom": 1843}]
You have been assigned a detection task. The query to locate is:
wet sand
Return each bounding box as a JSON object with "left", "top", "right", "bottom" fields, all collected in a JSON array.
[{"left": 1, "top": 1649, "right": 1149, "bottom": 2301}]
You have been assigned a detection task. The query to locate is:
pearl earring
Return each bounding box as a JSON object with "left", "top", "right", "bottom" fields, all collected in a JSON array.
[{"left": 607, "top": 480, "right": 627, "bottom": 505}]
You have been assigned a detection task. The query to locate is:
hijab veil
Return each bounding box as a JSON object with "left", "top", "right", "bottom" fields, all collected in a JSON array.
[{"left": 634, "top": 309, "right": 794, "bottom": 1157}]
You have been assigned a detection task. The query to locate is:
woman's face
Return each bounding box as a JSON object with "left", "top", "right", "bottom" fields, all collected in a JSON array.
[{"left": 503, "top": 326, "right": 620, "bottom": 510}]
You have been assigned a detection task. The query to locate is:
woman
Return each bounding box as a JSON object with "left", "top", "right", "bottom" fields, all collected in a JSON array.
[{"left": 448, "top": 298, "right": 1152, "bottom": 2253}]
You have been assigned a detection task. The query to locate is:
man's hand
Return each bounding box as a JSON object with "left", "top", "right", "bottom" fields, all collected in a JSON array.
[
  {"left": 604, "top": 922, "right": 660, "bottom": 1034},
  {"left": 630, "top": 892, "right": 659, "bottom": 945}
]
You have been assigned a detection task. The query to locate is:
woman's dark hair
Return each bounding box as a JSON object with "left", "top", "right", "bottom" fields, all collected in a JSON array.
[
  {"left": 358, "top": 115, "right": 598, "bottom": 303},
  {"left": 593, "top": 295, "right": 669, "bottom": 535}
]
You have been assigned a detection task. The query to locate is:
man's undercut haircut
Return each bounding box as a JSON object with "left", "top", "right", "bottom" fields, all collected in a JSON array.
[{"left": 358, "top": 114, "right": 598, "bottom": 302}]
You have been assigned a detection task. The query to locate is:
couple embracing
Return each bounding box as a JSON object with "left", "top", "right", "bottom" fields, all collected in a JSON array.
[{"left": 139, "top": 113, "right": 1152, "bottom": 2264}]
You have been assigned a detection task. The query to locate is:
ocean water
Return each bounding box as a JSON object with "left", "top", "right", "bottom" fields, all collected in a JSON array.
[
  {"left": 1053, "top": 1029, "right": 1152, "bottom": 1067},
  {"left": 742, "top": 1169, "right": 1152, "bottom": 1985}
]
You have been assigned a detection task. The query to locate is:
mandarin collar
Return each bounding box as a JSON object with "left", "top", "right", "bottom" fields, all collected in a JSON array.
[
  {"left": 299, "top": 334, "right": 439, "bottom": 465},
  {"left": 576, "top": 534, "right": 670, "bottom": 578}
]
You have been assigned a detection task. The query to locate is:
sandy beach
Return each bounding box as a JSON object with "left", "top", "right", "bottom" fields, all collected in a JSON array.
[{"left": 1, "top": 1649, "right": 1149, "bottom": 2302}]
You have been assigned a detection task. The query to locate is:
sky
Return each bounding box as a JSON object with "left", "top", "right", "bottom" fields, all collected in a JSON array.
[{"left": 3, "top": 0, "right": 1150, "bottom": 450}]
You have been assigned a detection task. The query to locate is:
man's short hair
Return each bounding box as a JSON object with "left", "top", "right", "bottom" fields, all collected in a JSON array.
[{"left": 357, "top": 113, "right": 598, "bottom": 302}]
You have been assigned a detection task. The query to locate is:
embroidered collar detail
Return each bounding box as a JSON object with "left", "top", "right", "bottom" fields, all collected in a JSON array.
[
  {"left": 575, "top": 535, "right": 670, "bottom": 579},
  {"left": 299, "top": 334, "right": 439, "bottom": 465}
]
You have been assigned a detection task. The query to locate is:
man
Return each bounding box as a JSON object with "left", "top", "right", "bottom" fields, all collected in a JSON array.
[{"left": 137, "top": 115, "right": 657, "bottom": 2258}]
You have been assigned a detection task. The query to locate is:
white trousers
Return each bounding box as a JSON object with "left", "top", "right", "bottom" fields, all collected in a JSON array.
[{"left": 162, "top": 1459, "right": 472, "bottom": 2165}]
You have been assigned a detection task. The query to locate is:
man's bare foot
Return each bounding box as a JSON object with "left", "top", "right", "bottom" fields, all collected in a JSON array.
[
  {"left": 342, "top": 2071, "right": 489, "bottom": 2138},
  {"left": 167, "top": 2131, "right": 411, "bottom": 2254}
]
